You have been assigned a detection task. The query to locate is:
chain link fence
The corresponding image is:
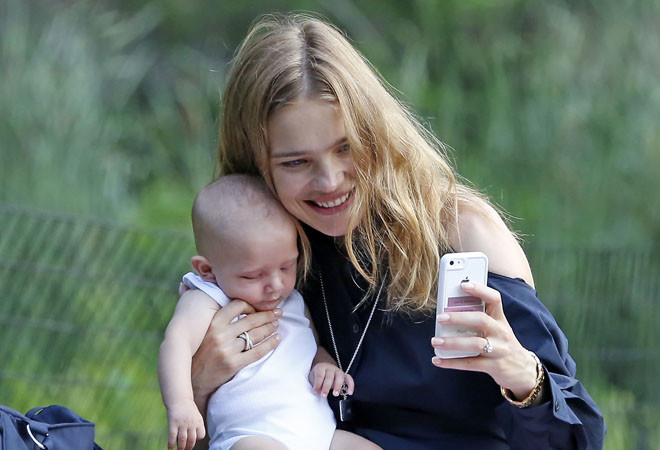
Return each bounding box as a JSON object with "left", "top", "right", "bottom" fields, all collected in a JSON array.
[
  {"left": 1, "top": 204, "right": 658, "bottom": 448},
  {"left": 0, "top": 205, "right": 193, "bottom": 448}
]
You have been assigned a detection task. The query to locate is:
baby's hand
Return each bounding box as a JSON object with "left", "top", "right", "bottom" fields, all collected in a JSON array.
[
  {"left": 309, "top": 362, "right": 355, "bottom": 398},
  {"left": 166, "top": 400, "right": 206, "bottom": 450}
]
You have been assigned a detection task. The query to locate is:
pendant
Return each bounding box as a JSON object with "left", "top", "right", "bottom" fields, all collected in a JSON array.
[{"left": 339, "top": 395, "right": 352, "bottom": 422}]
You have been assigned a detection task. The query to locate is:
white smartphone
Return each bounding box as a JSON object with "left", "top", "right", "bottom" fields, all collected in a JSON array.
[{"left": 434, "top": 252, "right": 488, "bottom": 359}]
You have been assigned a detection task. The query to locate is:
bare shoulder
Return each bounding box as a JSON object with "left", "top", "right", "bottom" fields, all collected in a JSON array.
[
  {"left": 177, "top": 288, "right": 222, "bottom": 312},
  {"left": 449, "top": 200, "right": 535, "bottom": 288}
]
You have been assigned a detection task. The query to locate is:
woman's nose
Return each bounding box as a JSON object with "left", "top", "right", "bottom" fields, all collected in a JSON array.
[{"left": 313, "top": 158, "right": 343, "bottom": 192}]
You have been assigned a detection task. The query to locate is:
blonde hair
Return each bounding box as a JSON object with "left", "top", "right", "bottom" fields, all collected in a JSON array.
[{"left": 217, "top": 13, "right": 489, "bottom": 314}]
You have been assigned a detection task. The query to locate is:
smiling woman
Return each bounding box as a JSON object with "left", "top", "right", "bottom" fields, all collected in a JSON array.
[
  {"left": 188, "top": 13, "right": 606, "bottom": 449},
  {"left": 268, "top": 98, "right": 356, "bottom": 237}
]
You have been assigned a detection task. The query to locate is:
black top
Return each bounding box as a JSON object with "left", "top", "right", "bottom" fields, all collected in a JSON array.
[{"left": 299, "top": 226, "right": 606, "bottom": 450}]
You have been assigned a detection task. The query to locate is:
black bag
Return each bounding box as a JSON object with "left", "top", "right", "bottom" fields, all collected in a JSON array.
[{"left": 0, "top": 404, "right": 102, "bottom": 450}]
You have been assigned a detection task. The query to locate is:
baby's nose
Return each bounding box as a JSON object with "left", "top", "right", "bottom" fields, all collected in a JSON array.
[{"left": 266, "top": 275, "right": 283, "bottom": 293}]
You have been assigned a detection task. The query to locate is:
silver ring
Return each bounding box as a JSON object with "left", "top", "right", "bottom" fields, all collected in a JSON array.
[
  {"left": 482, "top": 337, "right": 494, "bottom": 354},
  {"left": 238, "top": 331, "right": 253, "bottom": 352}
]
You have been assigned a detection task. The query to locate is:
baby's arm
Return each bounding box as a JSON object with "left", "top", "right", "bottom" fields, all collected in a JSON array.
[
  {"left": 158, "top": 289, "right": 220, "bottom": 450},
  {"left": 305, "top": 305, "right": 355, "bottom": 398}
]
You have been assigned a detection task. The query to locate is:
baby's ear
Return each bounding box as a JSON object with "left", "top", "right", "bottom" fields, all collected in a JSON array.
[{"left": 191, "top": 256, "right": 216, "bottom": 283}]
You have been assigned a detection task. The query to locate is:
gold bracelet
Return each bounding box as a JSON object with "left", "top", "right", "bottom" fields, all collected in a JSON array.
[{"left": 500, "top": 351, "right": 545, "bottom": 408}]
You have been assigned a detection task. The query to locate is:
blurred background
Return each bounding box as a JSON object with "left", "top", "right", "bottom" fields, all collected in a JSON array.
[{"left": 1, "top": 0, "right": 658, "bottom": 448}]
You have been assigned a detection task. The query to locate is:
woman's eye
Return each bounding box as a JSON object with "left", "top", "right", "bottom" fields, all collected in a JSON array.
[
  {"left": 281, "top": 159, "right": 305, "bottom": 168},
  {"left": 338, "top": 143, "right": 350, "bottom": 153},
  {"left": 241, "top": 275, "right": 259, "bottom": 280}
]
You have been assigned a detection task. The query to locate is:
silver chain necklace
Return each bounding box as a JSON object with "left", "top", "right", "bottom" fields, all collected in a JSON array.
[{"left": 319, "top": 273, "right": 384, "bottom": 421}]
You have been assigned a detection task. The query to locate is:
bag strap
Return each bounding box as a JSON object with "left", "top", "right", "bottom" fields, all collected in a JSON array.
[{"left": 25, "top": 423, "right": 48, "bottom": 449}]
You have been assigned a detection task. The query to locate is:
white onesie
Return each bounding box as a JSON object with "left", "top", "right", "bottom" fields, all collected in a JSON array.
[{"left": 182, "top": 273, "right": 336, "bottom": 450}]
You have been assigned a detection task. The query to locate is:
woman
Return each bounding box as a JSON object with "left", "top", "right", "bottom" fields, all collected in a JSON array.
[{"left": 188, "top": 14, "right": 605, "bottom": 449}]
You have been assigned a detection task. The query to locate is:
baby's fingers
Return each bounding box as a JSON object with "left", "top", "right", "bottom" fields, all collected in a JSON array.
[
  {"left": 196, "top": 423, "right": 206, "bottom": 441},
  {"left": 183, "top": 427, "right": 197, "bottom": 450},
  {"left": 331, "top": 371, "right": 346, "bottom": 397},
  {"left": 168, "top": 427, "right": 176, "bottom": 450},
  {"left": 176, "top": 429, "right": 188, "bottom": 450},
  {"left": 320, "top": 370, "right": 335, "bottom": 398},
  {"left": 343, "top": 373, "right": 355, "bottom": 395},
  {"left": 310, "top": 367, "right": 326, "bottom": 393}
]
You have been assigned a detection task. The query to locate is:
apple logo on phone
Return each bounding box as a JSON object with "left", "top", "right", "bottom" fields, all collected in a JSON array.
[{"left": 462, "top": 276, "right": 470, "bottom": 283}]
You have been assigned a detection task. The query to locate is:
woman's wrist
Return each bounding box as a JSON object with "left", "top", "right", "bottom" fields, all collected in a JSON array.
[
  {"left": 191, "top": 359, "right": 214, "bottom": 414},
  {"left": 507, "top": 350, "right": 539, "bottom": 399},
  {"left": 193, "top": 392, "right": 210, "bottom": 418},
  {"left": 500, "top": 351, "right": 547, "bottom": 408},
  {"left": 192, "top": 376, "right": 211, "bottom": 417}
]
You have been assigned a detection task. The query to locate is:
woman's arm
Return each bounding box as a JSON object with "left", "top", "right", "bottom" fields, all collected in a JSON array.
[
  {"left": 433, "top": 201, "right": 605, "bottom": 448},
  {"left": 443, "top": 202, "right": 539, "bottom": 397}
]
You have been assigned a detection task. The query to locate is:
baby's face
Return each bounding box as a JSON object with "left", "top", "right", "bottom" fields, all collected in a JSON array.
[{"left": 211, "top": 221, "right": 299, "bottom": 311}]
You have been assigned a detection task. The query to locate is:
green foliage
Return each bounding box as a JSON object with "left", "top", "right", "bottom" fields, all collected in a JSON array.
[{"left": 0, "top": 0, "right": 218, "bottom": 230}]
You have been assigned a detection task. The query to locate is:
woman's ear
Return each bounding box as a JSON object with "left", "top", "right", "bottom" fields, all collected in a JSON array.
[{"left": 191, "top": 256, "right": 217, "bottom": 283}]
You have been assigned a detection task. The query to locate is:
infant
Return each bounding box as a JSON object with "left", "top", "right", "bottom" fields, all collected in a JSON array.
[{"left": 158, "top": 175, "right": 380, "bottom": 450}]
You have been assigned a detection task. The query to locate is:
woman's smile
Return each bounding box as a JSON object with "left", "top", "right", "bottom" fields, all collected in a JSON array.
[{"left": 307, "top": 189, "right": 353, "bottom": 213}]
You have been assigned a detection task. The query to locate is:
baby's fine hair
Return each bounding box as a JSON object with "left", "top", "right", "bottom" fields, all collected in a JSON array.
[{"left": 191, "top": 175, "right": 291, "bottom": 257}]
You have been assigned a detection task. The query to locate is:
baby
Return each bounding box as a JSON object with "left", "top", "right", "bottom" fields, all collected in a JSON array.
[{"left": 158, "top": 175, "right": 380, "bottom": 450}]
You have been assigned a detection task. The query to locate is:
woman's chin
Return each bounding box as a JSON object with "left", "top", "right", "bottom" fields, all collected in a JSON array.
[
  {"left": 302, "top": 212, "right": 349, "bottom": 237},
  {"left": 301, "top": 196, "right": 353, "bottom": 236}
]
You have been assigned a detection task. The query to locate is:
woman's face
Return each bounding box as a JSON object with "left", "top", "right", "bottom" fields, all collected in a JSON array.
[{"left": 268, "top": 98, "right": 356, "bottom": 237}]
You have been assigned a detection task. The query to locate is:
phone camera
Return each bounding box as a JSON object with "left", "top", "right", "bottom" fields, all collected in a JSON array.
[{"left": 450, "top": 260, "right": 454, "bottom": 266}]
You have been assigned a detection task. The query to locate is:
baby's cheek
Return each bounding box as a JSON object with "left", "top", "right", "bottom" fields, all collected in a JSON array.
[
  {"left": 286, "top": 276, "right": 297, "bottom": 296},
  {"left": 222, "top": 281, "right": 256, "bottom": 305},
  {"left": 241, "top": 287, "right": 260, "bottom": 306}
]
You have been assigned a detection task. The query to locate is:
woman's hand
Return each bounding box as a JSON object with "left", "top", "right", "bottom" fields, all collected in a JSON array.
[
  {"left": 190, "top": 295, "right": 282, "bottom": 413},
  {"left": 430, "top": 282, "right": 539, "bottom": 401}
]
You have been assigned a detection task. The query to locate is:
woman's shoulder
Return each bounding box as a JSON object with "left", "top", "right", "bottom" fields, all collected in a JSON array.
[{"left": 449, "top": 199, "right": 535, "bottom": 288}]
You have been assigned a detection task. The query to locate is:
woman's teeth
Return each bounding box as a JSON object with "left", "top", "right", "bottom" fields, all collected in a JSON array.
[{"left": 314, "top": 192, "right": 350, "bottom": 208}]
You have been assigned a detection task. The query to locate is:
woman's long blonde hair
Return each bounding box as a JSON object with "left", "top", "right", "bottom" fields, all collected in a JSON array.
[{"left": 218, "top": 13, "right": 489, "bottom": 315}]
